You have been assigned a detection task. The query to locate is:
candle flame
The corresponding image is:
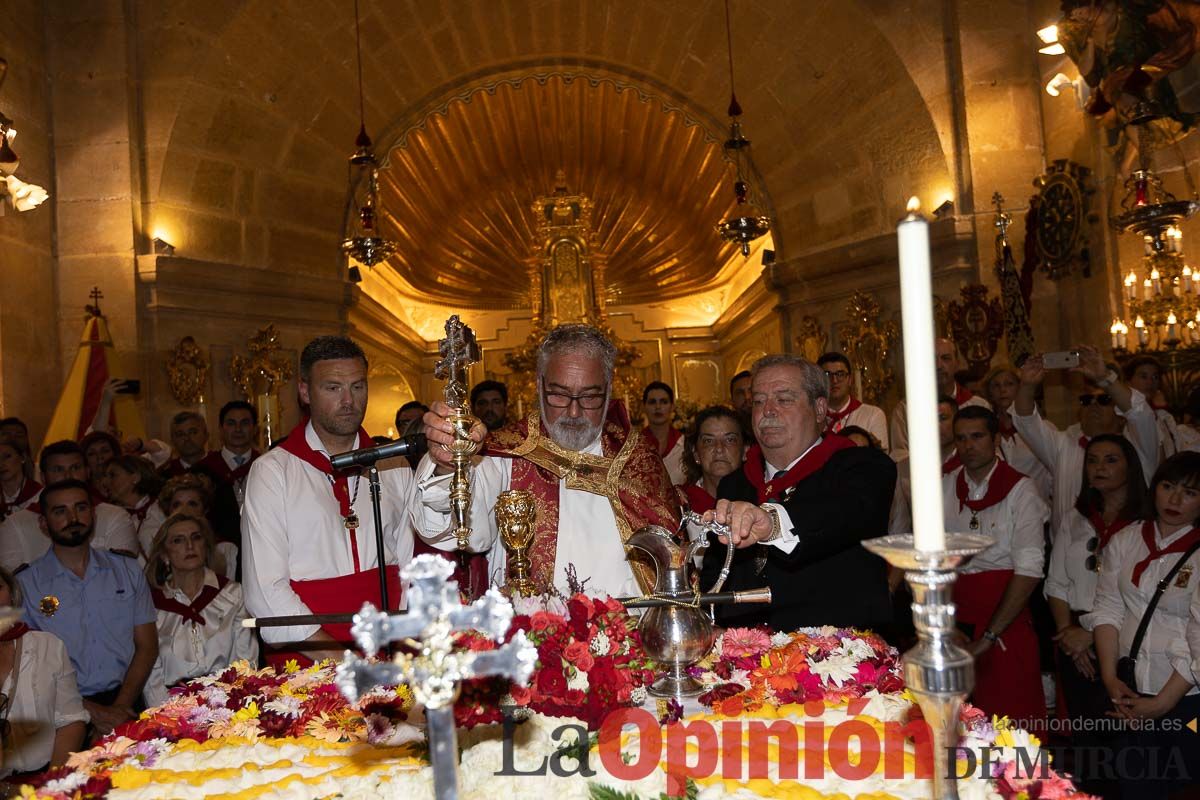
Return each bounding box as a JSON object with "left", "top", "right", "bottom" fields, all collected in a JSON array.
[
  {"left": 906, "top": 196, "right": 920, "bottom": 213},
  {"left": 1187, "top": 265, "right": 1194, "bottom": 277},
  {"left": 1135, "top": 316, "right": 1146, "bottom": 328},
  {"left": 1169, "top": 311, "right": 1179, "bottom": 325},
  {"left": 1111, "top": 319, "right": 1121, "bottom": 334},
  {"left": 1125, "top": 272, "right": 1137, "bottom": 286},
  {"left": 1151, "top": 268, "right": 1161, "bottom": 280}
]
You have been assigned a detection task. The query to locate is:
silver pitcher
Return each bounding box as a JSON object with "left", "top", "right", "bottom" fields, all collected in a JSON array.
[{"left": 627, "top": 525, "right": 717, "bottom": 698}]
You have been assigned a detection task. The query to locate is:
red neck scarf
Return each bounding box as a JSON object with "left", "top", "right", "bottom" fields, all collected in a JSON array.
[
  {"left": 129, "top": 496, "right": 154, "bottom": 523},
  {"left": 0, "top": 478, "right": 41, "bottom": 520},
  {"left": 998, "top": 415, "right": 1017, "bottom": 441},
  {"left": 1079, "top": 435, "right": 1090, "bottom": 450},
  {"left": 682, "top": 483, "right": 717, "bottom": 515},
  {"left": 743, "top": 436, "right": 855, "bottom": 503},
  {"left": 278, "top": 419, "right": 373, "bottom": 571},
  {"left": 1087, "top": 510, "right": 1132, "bottom": 552},
  {"left": 954, "top": 460, "right": 1023, "bottom": 514},
  {"left": 954, "top": 384, "right": 974, "bottom": 407},
  {"left": 942, "top": 452, "right": 962, "bottom": 474},
  {"left": 825, "top": 398, "right": 863, "bottom": 433},
  {"left": 1132, "top": 520, "right": 1200, "bottom": 586},
  {"left": 0, "top": 622, "right": 30, "bottom": 641},
  {"left": 151, "top": 574, "right": 230, "bottom": 626},
  {"left": 641, "top": 426, "right": 682, "bottom": 457}
]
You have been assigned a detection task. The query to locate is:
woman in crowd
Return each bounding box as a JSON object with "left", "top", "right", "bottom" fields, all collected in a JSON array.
[
  {"left": 157, "top": 473, "right": 236, "bottom": 580},
  {"left": 679, "top": 405, "right": 747, "bottom": 514},
  {"left": 0, "top": 568, "right": 88, "bottom": 779},
  {"left": 1084, "top": 451, "right": 1200, "bottom": 799},
  {"left": 79, "top": 431, "right": 122, "bottom": 500},
  {"left": 0, "top": 441, "right": 40, "bottom": 523},
  {"left": 981, "top": 364, "right": 1051, "bottom": 499},
  {"left": 105, "top": 455, "right": 166, "bottom": 558},
  {"left": 142, "top": 513, "right": 257, "bottom": 707},
  {"left": 1046, "top": 434, "right": 1149, "bottom": 782}
]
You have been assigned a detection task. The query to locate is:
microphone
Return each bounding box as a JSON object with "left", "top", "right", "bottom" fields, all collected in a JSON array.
[{"left": 330, "top": 434, "right": 426, "bottom": 470}]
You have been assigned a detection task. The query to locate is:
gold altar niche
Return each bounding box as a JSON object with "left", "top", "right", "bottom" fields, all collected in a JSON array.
[
  {"left": 504, "top": 172, "right": 641, "bottom": 416},
  {"left": 230, "top": 325, "right": 294, "bottom": 450}
]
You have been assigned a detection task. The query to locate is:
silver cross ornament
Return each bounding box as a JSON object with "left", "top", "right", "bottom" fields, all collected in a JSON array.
[{"left": 336, "top": 554, "right": 536, "bottom": 800}]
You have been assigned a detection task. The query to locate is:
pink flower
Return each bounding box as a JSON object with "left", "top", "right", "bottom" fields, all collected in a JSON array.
[{"left": 721, "top": 627, "right": 772, "bottom": 658}]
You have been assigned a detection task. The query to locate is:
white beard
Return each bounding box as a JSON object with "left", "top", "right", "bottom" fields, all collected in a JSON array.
[{"left": 541, "top": 398, "right": 607, "bottom": 451}]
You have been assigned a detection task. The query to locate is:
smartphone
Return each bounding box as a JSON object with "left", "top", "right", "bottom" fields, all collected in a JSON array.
[
  {"left": 1042, "top": 351, "right": 1080, "bottom": 369},
  {"left": 114, "top": 379, "right": 141, "bottom": 394}
]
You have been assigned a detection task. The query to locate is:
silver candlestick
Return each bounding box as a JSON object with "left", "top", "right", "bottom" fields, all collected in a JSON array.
[{"left": 862, "top": 532, "right": 992, "bottom": 800}]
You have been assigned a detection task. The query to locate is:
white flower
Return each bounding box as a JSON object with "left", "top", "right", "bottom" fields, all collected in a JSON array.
[
  {"left": 589, "top": 630, "right": 611, "bottom": 656},
  {"left": 839, "top": 636, "right": 876, "bottom": 662},
  {"left": 567, "top": 667, "right": 589, "bottom": 692},
  {"left": 263, "top": 695, "right": 304, "bottom": 718},
  {"left": 770, "top": 631, "right": 793, "bottom": 648},
  {"left": 630, "top": 686, "right": 648, "bottom": 705},
  {"left": 43, "top": 772, "right": 89, "bottom": 794},
  {"left": 809, "top": 653, "right": 858, "bottom": 687}
]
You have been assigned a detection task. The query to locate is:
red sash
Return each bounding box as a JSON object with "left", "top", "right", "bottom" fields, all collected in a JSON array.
[
  {"left": 743, "top": 436, "right": 855, "bottom": 504},
  {"left": 998, "top": 417, "right": 1017, "bottom": 441},
  {"left": 0, "top": 622, "right": 30, "bottom": 641},
  {"left": 151, "top": 574, "right": 230, "bottom": 626},
  {"left": 641, "top": 426, "right": 682, "bottom": 456},
  {"left": 278, "top": 420, "right": 372, "bottom": 571},
  {"left": 954, "top": 461, "right": 1023, "bottom": 515},
  {"left": 825, "top": 398, "right": 862, "bottom": 433},
  {"left": 1132, "top": 520, "right": 1200, "bottom": 586},
  {"left": 953, "top": 569, "right": 1043, "bottom": 725},
  {"left": 1078, "top": 436, "right": 1090, "bottom": 450},
  {"left": 954, "top": 384, "right": 975, "bottom": 407},
  {"left": 197, "top": 450, "right": 260, "bottom": 484},
  {"left": 682, "top": 483, "right": 717, "bottom": 515},
  {"left": 0, "top": 479, "right": 41, "bottom": 520},
  {"left": 1087, "top": 511, "right": 1132, "bottom": 552}
]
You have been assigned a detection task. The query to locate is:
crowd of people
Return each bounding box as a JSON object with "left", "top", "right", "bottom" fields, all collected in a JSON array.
[{"left": 0, "top": 326, "right": 1199, "bottom": 797}]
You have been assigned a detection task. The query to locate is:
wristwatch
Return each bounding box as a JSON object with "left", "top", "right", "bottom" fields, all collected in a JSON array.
[
  {"left": 1095, "top": 369, "right": 1118, "bottom": 389},
  {"left": 758, "top": 505, "right": 783, "bottom": 543}
]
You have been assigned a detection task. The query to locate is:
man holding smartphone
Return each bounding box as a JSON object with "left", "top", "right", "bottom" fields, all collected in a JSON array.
[{"left": 1012, "top": 344, "right": 1159, "bottom": 532}]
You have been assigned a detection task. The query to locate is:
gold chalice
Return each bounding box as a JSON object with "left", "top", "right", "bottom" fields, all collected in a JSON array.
[{"left": 495, "top": 490, "right": 537, "bottom": 596}]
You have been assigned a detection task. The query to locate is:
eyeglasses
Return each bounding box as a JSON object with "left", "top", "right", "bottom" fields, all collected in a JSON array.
[
  {"left": 1085, "top": 536, "right": 1101, "bottom": 572},
  {"left": 824, "top": 370, "right": 851, "bottom": 381},
  {"left": 1079, "top": 394, "right": 1114, "bottom": 407},
  {"left": 542, "top": 391, "right": 607, "bottom": 410}
]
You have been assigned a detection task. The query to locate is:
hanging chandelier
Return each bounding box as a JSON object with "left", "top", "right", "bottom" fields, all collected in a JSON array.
[
  {"left": 1111, "top": 125, "right": 1200, "bottom": 352},
  {"left": 340, "top": 0, "right": 396, "bottom": 277},
  {"left": 715, "top": 0, "right": 770, "bottom": 257}
]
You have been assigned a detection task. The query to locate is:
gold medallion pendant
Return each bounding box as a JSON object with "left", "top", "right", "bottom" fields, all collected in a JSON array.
[{"left": 39, "top": 595, "right": 59, "bottom": 616}]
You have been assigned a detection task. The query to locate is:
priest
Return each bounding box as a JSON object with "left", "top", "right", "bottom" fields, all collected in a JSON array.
[
  {"left": 417, "top": 324, "right": 680, "bottom": 597},
  {"left": 698, "top": 354, "right": 896, "bottom": 631}
]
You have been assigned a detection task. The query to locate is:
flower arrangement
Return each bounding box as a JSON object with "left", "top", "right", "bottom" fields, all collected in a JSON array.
[
  {"left": 18, "top": 660, "right": 416, "bottom": 800},
  {"left": 695, "top": 626, "right": 904, "bottom": 715},
  {"left": 456, "top": 593, "right": 656, "bottom": 730}
]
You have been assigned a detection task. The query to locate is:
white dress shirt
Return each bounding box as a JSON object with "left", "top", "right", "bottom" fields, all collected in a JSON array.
[
  {"left": 891, "top": 392, "right": 989, "bottom": 461},
  {"left": 220, "top": 447, "right": 254, "bottom": 505},
  {"left": 1045, "top": 508, "right": 1113, "bottom": 613},
  {"left": 0, "top": 630, "right": 89, "bottom": 776},
  {"left": 130, "top": 498, "right": 167, "bottom": 559},
  {"left": 941, "top": 462, "right": 1048, "bottom": 577},
  {"left": 996, "top": 428, "right": 1052, "bottom": 500},
  {"left": 1082, "top": 521, "right": 1200, "bottom": 697},
  {"left": 241, "top": 422, "right": 417, "bottom": 644},
  {"left": 1010, "top": 393, "right": 1158, "bottom": 532},
  {"left": 829, "top": 400, "right": 889, "bottom": 449},
  {"left": 144, "top": 569, "right": 259, "bottom": 707},
  {"left": 0, "top": 503, "right": 139, "bottom": 572},
  {"left": 662, "top": 437, "right": 686, "bottom": 487}
]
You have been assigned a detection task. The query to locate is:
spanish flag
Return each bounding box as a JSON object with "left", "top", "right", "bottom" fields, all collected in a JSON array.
[{"left": 42, "top": 308, "right": 145, "bottom": 450}]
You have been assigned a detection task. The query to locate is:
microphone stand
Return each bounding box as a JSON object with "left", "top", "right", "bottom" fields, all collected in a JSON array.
[{"left": 367, "top": 464, "right": 389, "bottom": 611}]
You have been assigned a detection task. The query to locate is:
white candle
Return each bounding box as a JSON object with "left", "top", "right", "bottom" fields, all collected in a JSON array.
[
  {"left": 1136, "top": 316, "right": 1148, "bottom": 346},
  {"left": 1111, "top": 320, "right": 1121, "bottom": 350},
  {"left": 1125, "top": 272, "right": 1138, "bottom": 300},
  {"left": 897, "top": 197, "right": 946, "bottom": 553},
  {"left": 1168, "top": 310, "right": 1180, "bottom": 342}
]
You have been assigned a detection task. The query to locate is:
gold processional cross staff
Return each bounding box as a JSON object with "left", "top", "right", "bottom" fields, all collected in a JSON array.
[{"left": 434, "top": 315, "right": 482, "bottom": 550}]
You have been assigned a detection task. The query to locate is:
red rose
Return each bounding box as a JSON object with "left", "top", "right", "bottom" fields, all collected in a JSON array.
[
  {"left": 563, "top": 640, "right": 596, "bottom": 670},
  {"left": 537, "top": 666, "right": 567, "bottom": 696},
  {"left": 509, "top": 684, "right": 532, "bottom": 705},
  {"left": 530, "top": 611, "right": 558, "bottom": 631}
]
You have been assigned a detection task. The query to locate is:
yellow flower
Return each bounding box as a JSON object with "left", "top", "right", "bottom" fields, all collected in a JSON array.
[
  {"left": 232, "top": 701, "right": 261, "bottom": 722},
  {"left": 284, "top": 659, "right": 301, "bottom": 674}
]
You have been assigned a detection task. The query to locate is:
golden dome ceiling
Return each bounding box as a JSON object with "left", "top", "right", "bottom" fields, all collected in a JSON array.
[{"left": 375, "top": 72, "right": 747, "bottom": 309}]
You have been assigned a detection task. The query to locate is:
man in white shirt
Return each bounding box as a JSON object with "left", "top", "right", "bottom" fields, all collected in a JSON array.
[
  {"left": 641, "top": 381, "right": 686, "bottom": 486},
  {"left": 1012, "top": 345, "right": 1159, "bottom": 532},
  {"left": 816, "top": 352, "right": 888, "bottom": 448},
  {"left": 891, "top": 337, "right": 989, "bottom": 461},
  {"left": 943, "top": 405, "right": 1049, "bottom": 725},
  {"left": 0, "top": 441, "right": 138, "bottom": 571},
  {"left": 241, "top": 336, "right": 416, "bottom": 665},
  {"left": 418, "top": 324, "right": 680, "bottom": 599}
]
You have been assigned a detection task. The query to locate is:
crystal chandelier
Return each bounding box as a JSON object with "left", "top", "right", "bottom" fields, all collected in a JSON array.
[
  {"left": 340, "top": 0, "right": 395, "bottom": 278},
  {"left": 1111, "top": 132, "right": 1200, "bottom": 352},
  {"left": 715, "top": 0, "right": 770, "bottom": 257}
]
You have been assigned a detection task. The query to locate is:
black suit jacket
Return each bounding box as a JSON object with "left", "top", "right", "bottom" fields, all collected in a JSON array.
[{"left": 700, "top": 445, "right": 897, "bottom": 632}]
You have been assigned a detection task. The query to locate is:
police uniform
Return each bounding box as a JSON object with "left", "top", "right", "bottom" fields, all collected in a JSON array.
[{"left": 17, "top": 547, "right": 156, "bottom": 700}]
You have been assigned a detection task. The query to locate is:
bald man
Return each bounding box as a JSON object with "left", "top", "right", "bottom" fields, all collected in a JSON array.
[{"left": 890, "top": 338, "right": 990, "bottom": 462}]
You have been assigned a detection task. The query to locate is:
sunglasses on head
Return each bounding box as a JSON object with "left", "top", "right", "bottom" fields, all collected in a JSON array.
[{"left": 1079, "top": 394, "right": 1114, "bottom": 407}]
